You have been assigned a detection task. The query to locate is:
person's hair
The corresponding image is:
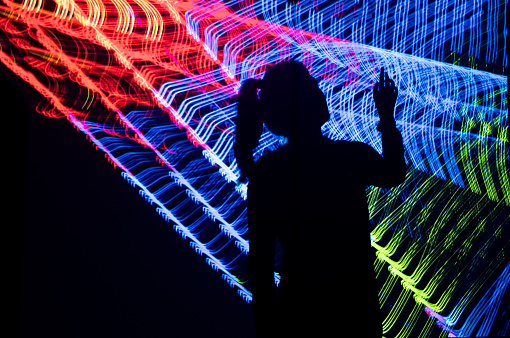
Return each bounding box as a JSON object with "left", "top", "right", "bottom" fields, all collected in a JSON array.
[{"left": 234, "top": 61, "right": 329, "bottom": 182}]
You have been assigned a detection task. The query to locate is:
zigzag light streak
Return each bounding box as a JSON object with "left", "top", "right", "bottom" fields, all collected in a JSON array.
[{"left": 1, "top": 1, "right": 507, "bottom": 337}]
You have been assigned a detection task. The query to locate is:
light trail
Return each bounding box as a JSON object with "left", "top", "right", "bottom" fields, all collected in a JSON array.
[{"left": 0, "top": 1, "right": 507, "bottom": 337}]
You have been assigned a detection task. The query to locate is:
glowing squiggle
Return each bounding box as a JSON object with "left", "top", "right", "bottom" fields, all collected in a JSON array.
[
  {"left": 0, "top": 1, "right": 507, "bottom": 337},
  {"left": 425, "top": 261, "right": 510, "bottom": 337}
]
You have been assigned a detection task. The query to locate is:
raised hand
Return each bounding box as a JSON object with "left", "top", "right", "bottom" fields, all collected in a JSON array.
[{"left": 373, "top": 67, "right": 398, "bottom": 127}]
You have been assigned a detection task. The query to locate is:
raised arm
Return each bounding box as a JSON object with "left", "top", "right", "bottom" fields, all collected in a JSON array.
[{"left": 365, "top": 67, "right": 406, "bottom": 187}]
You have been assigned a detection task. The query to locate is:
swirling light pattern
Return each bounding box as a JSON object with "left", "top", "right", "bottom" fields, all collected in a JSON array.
[{"left": 1, "top": 0, "right": 508, "bottom": 337}]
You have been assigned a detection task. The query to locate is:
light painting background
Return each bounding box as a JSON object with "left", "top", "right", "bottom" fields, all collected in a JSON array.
[{"left": 3, "top": 1, "right": 508, "bottom": 337}]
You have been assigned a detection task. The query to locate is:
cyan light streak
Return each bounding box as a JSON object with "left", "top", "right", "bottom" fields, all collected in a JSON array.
[
  {"left": 0, "top": 0, "right": 507, "bottom": 337},
  {"left": 425, "top": 261, "right": 510, "bottom": 337},
  {"left": 161, "top": 16, "right": 508, "bottom": 202},
  {"left": 119, "top": 109, "right": 249, "bottom": 252},
  {"left": 69, "top": 109, "right": 254, "bottom": 301}
]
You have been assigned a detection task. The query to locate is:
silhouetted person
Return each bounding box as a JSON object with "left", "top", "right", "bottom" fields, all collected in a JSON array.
[{"left": 235, "top": 61, "right": 406, "bottom": 338}]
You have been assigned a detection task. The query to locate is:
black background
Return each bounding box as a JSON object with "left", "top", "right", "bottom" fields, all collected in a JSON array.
[{"left": 3, "top": 67, "right": 256, "bottom": 338}]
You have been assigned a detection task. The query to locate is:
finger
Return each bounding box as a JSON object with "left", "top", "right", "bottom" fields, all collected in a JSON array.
[
  {"left": 385, "top": 72, "right": 390, "bottom": 87},
  {"left": 374, "top": 82, "right": 379, "bottom": 93},
  {"left": 379, "top": 67, "right": 384, "bottom": 84},
  {"left": 389, "top": 78, "right": 395, "bottom": 88}
]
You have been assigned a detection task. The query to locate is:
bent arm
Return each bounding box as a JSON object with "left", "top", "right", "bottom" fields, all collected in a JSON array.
[{"left": 370, "top": 122, "right": 406, "bottom": 188}]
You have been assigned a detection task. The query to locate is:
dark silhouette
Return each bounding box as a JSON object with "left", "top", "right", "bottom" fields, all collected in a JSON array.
[{"left": 235, "top": 61, "right": 406, "bottom": 338}]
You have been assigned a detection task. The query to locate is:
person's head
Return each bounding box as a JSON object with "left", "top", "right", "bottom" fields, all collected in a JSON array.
[
  {"left": 258, "top": 61, "right": 329, "bottom": 139},
  {"left": 234, "top": 61, "right": 330, "bottom": 181}
]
